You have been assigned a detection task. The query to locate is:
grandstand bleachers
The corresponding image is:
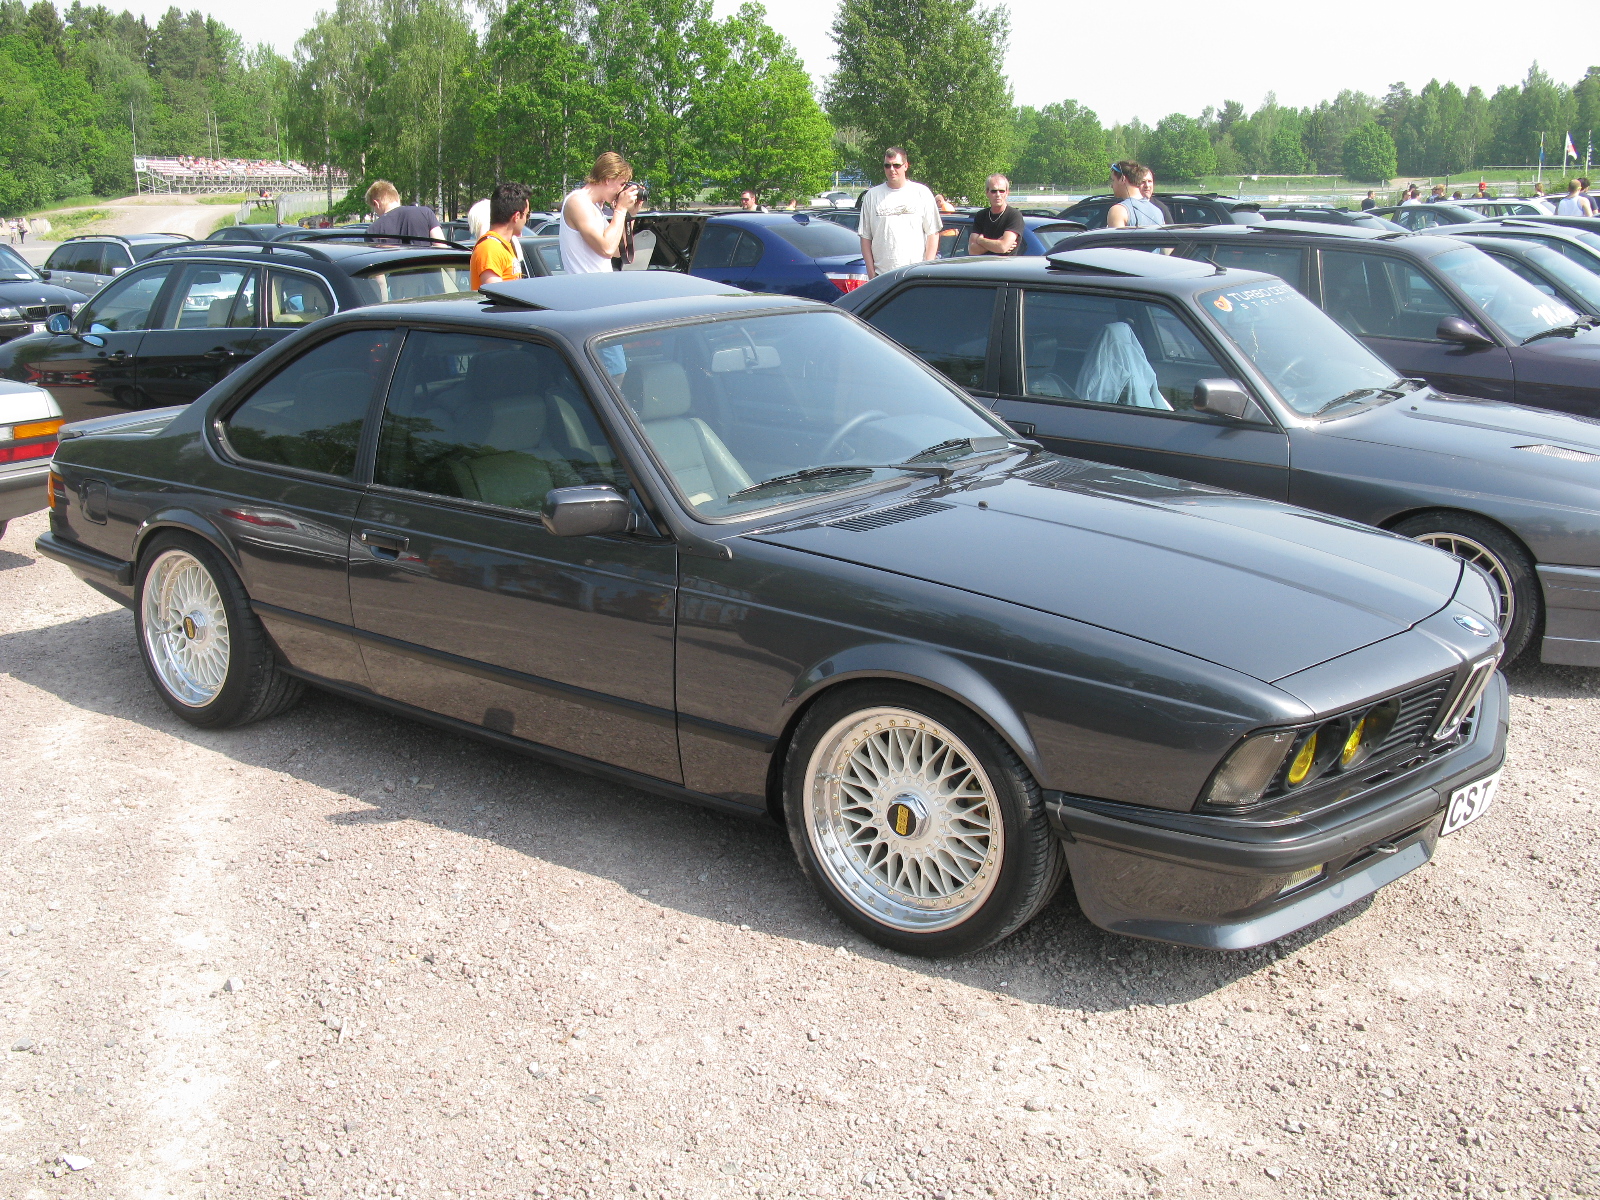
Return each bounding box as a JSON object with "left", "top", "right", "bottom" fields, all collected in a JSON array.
[{"left": 134, "top": 157, "right": 350, "bottom": 196}]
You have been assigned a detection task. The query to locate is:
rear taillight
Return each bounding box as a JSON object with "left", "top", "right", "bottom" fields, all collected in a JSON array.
[
  {"left": 826, "top": 272, "right": 867, "bottom": 294},
  {"left": 47, "top": 469, "right": 66, "bottom": 510},
  {"left": 0, "top": 417, "right": 62, "bottom": 464}
]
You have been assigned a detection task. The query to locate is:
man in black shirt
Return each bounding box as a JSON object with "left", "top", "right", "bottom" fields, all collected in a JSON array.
[
  {"left": 366, "top": 179, "right": 444, "bottom": 243},
  {"left": 969, "top": 174, "right": 1025, "bottom": 255}
]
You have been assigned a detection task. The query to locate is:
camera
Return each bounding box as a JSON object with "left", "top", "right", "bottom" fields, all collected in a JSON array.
[{"left": 626, "top": 181, "right": 649, "bottom": 204}]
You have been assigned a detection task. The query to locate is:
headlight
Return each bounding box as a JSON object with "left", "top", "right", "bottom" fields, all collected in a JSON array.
[
  {"left": 69, "top": 302, "right": 83, "bottom": 315},
  {"left": 1201, "top": 697, "right": 1403, "bottom": 812},
  {"left": 0, "top": 306, "right": 21, "bottom": 320},
  {"left": 1201, "top": 729, "right": 1296, "bottom": 809}
]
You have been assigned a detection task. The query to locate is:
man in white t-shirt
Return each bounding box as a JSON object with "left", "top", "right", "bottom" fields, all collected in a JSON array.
[{"left": 857, "top": 147, "right": 941, "bottom": 278}]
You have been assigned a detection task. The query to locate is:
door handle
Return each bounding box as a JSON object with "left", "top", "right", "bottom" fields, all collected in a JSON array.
[
  {"left": 103, "top": 350, "right": 129, "bottom": 362},
  {"left": 203, "top": 347, "right": 234, "bottom": 360},
  {"left": 359, "top": 529, "right": 410, "bottom": 559}
]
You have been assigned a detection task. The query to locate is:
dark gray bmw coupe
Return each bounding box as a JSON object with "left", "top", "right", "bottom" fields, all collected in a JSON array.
[{"left": 37, "top": 272, "right": 1506, "bottom": 955}]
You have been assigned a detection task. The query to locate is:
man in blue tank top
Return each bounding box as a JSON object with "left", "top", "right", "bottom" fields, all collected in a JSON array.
[{"left": 1106, "top": 161, "right": 1165, "bottom": 228}]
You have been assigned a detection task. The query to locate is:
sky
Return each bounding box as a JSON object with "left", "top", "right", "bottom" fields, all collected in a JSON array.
[{"left": 122, "top": 0, "right": 1600, "bottom": 128}]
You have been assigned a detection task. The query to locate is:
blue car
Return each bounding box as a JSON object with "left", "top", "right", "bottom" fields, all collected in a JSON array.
[{"left": 630, "top": 211, "right": 870, "bottom": 301}]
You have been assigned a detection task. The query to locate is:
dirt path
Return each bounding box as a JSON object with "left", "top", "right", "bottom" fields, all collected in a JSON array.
[
  {"left": 28, "top": 194, "right": 232, "bottom": 249},
  {"left": 1, "top": 506, "right": 1597, "bottom": 1200}
]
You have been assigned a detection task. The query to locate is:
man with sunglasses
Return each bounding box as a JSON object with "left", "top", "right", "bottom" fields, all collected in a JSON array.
[
  {"left": 1105, "top": 160, "right": 1164, "bottom": 228},
  {"left": 968, "top": 173, "right": 1025, "bottom": 255},
  {"left": 858, "top": 147, "right": 942, "bottom": 278}
]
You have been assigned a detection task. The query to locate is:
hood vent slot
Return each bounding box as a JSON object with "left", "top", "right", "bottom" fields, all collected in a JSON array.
[
  {"left": 1515, "top": 443, "right": 1600, "bottom": 463},
  {"left": 827, "top": 500, "right": 954, "bottom": 531},
  {"left": 1020, "top": 459, "right": 1095, "bottom": 484}
]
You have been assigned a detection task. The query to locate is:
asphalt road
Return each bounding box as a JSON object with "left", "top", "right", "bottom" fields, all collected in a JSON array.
[{"left": 1, "top": 506, "right": 1597, "bottom": 1200}]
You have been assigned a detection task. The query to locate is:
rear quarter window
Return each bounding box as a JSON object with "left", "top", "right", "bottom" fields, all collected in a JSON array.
[{"left": 763, "top": 219, "right": 863, "bottom": 259}]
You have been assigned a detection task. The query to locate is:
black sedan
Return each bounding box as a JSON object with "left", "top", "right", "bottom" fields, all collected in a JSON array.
[
  {"left": 1050, "top": 223, "right": 1600, "bottom": 422},
  {"left": 0, "top": 243, "right": 89, "bottom": 344},
  {"left": 1448, "top": 234, "right": 1600, "bottom": 318},
  {"left": 38, "top": 271, "right": 1505, "bottom": 954},
  {"left": 837, "top": 247, "right": 1600, "bottom": 667},
  {"left": 1368, "top": 203, "right": 1485, "bottom": 231},
  {"left": 0, "top": 237, "right": 470, "bottom": 426}
]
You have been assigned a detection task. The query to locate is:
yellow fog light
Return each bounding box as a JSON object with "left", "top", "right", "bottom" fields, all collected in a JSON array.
[
  {"left": 1285, "top": 732, "right": 1318, "bottom": 787},
  {"left": 1340, "top": 717, "right": 1368, "bottom": 768},
  {"left": 1278, "top": 865, "right": 1324, "bottom": 895}
]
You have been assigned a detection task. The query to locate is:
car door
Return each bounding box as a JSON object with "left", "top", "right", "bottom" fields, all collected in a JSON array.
[
  {"left": 212, "top": 325, "right": 401, "bottom": 689},
  {"left": 42, "top": 241, "right": 99, "bottom": 295},
  {"left": 1317, "top": 249, "right": 1516, "bottom": 399},
  {"left": 689, "top": 222, "right": 752, "bottom": 287},
  {"left": 136, "top": 262, "right": 269, "bottom": 407},
  {"left": 13, "top": 262, "right": 175, "bottom": 424},
  {"left": 348, "top": 328, "right": 680, "bottom": 781},
  {"left": 992, "top": 286, "right": 1289, "bottom": 499},
  {"left": 859, "top": 281, "right": 1003, "bottom": 402}
]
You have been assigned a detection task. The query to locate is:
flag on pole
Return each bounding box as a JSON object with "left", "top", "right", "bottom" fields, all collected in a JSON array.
[{"left": 1565, "top": 131, "right": 1578, "bottom": 161}]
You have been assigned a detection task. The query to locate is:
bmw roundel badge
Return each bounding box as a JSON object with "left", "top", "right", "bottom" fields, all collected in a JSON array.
[{"left": 1453, "top": 613, "right": 1493, "bottom": 637}]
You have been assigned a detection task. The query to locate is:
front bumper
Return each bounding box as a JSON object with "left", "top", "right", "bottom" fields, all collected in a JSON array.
[
  {"left": 1047, "top": 671, "right": 1508, "bottom": 949},
  {"left": 0, "top": 460, "right": 50, "bottom": 524}
]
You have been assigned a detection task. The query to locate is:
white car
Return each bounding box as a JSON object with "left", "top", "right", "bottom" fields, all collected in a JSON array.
[
  {"left": 811, "top": 190, "right": 857, "bottom": 209},
  {"left": 0, "top": 381, "right": 64, "bottom": 540}
]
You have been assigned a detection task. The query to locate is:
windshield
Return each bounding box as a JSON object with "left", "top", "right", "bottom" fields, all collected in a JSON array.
[
  {"left": 1200, "top": 280, "right": 1397, "bottom": 416},
  {"left": 352, "top": 262, "right": 473, "bottom": 304},
  {"left": 1508, "top": 244, "right": 1600, "bottom": 313},
  {"left": 762, "top": 217, "right": 863, "bottom": 259},
  {"left": 0, "top": 244, "right": 37, "bottom": 281},
  {"left": 1428, "top": 246, "right": 1576, "bottom": 339},
  {"left": 596, "top": 311, "right": 1011, "bottom": 519}
]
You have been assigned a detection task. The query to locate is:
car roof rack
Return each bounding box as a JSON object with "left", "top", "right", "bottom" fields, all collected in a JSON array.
[
  {"left": 1044, "top": 247, "right": 1221, "bottom": 278},
  {"left": 147, "top": 241, "right": 332, "bottom": 263},
  {"left": 59, "top": 232, "right": 194, "bottom": 245},
  {"left": 479, "top": 273, "right": 737, "bottom": 311},
  {"left": 294, "top": 232, "right": 472, "bottom": 250}
]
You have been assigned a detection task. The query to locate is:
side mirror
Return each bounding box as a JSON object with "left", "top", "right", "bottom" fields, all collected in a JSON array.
[
  {"left": 109, "top": 266, "right": 126, "bottom": 276},
  {"left": 540, "top": 485, "right": 633, "bottom": 538},
  {"left": 38, "top": 269, "right": 51, "bottom": 280},
  {"left": 1436, "top": 316, "right": 1494, "bottom": 347},
  {"left": 1194, "top": 378, "right": 1259, "bottom": 421},
  {"left": 46, "top": 313, "right": 71, "bottom": 334}
]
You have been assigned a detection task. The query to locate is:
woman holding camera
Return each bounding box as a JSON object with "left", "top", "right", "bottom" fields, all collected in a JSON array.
[{"left": 560, "top": 153, "right": 647, "bottom": 274}]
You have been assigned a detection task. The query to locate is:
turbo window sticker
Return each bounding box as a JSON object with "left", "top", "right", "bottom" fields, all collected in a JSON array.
[{"left": 1213, "top": 281, "right": 1296, "bottom": 313}]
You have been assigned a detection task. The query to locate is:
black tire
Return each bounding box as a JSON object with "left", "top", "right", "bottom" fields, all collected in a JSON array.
[
  {"left": 134, "top": 531, "right": 303, "bottom": 728},
  {"left": 1390, "top": 511, "right": 1541, "bottom": 662},
  {"left": 782, "top": 682, "right": 1065, "bottom": 957}
]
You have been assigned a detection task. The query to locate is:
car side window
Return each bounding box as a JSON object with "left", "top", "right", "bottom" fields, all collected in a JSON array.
[
  {"left": 1321, "top": 252, "right": 1465, "bottom": 341},
  {"left": 1170, "top": 200, "right": 1215, "bottom": 224},
  {"left": 164, "top": 265, "right": 258, "bottom": 329},
  {"left": 1487, "top": 253, "right": 1559, "bottom": 297},
  {"left": 78, "top": 265, "right": 174, "bottom": 333},
  {"left": 1020, "top": 289, "right": 1234, "bottom": 414},
  {"left": 731, "top": 231, "right": 764, "bottom": 268},
  {"left": 864, "top": 285, "right": 997, "bottom": 389},
  {"left": 692, "top": 225, "right": 742, "bottom": 270},
  {"left": 55, "top": 243, "right": 100, "bottom": 274},
  {"left": 222, "top": 328, "right": 396, "bottom": 477},
  {"left": 936, "top": 223, "right": 970, "bottom": 257},
  {"left": 535, "top": 243, "right": 563, "bottom": 274},
  {"left": 268, "top": 271, "right": 334, "bottom": 327},
  {"left": 104, "top": 245, "right": 134, "bottom": 272},
  {"left": 374, "top": 331, "right": 626, "bottom": 514},
  {"left": 1195, "top": 243, "right": 1308, "bottom": 291}
]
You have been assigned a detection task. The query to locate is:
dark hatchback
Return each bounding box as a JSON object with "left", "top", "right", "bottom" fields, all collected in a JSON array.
[
  {"left": 1051, "top": 223, "right": 1600, "bottom": 420},
  {"left": 1448, "top": 234, "right": 1600, "bottom": 319},
  {"left": 36, "top": 271, "right": 1505, "bottom": 954},
  {"left": 0, "top": 238, "right": 470, "bottom": 426},
  {"left": 837, "top": 247, "right": 1600, "bottom": 667},
  {"left": 0, "top": 244, "right": 89, "bottom": 344}
]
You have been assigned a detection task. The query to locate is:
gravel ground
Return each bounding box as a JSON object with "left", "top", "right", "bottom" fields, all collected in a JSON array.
[{"left": 1, "top": 506, "right": 1597, "bottom": 1200}]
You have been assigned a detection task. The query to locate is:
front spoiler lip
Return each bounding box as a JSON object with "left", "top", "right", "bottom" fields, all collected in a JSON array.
[{"left": 1046, "top": 671, "right": 1508, "bottom": 949}]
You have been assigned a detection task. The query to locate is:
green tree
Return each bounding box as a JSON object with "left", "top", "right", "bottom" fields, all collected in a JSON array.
[
  {"left": 1342, "top": 121, "right": 1396, "bottom": 182},
  {"left": 1012, "top": 100, "right": 1105, "bottom": 188},
  {"left": 1143, "top": 112, "right": 1214, "bottom": 181},
  {"left": 699, "top": 3, "right": 833, "bottom": 203},
  {"left": 825, "top": 0, "right": 1013, "bottom": 199}
]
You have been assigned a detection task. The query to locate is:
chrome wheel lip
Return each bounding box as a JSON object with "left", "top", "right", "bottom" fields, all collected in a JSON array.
[
  {"left": 804, "top": 707, "right": 1004, "bottom": 934},
  {"left": 1413, "top": 532, "right": 1515, "bottom": 636},
  {"left": 141, "top": 549, "right": 231, "bottom": 708}
]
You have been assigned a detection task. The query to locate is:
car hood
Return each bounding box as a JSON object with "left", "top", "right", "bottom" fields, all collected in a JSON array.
[
  {"left": 747, "top": 459, "right": 1462, "bottom": 683},
  {"left": 0, "top": 280, "right": 87, "bottom": 305},
  {"left": 1318, "top": 389, "right": 1600, "bottom": 477},
  {"left": 1513, "top": 324, "right": 1600, "bottom": 365}
]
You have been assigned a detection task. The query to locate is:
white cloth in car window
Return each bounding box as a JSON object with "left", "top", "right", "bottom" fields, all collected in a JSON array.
[
  {"left": 1074, "top": 321, "right": 1170, "bottom": 409},
  {"left": 627, "top": 361, "right": 752, "bottom": 505}
]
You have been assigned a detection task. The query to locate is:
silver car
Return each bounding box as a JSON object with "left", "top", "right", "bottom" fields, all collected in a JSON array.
[{"left": 40, "top": 234, "right": 192, "bottom": 296}]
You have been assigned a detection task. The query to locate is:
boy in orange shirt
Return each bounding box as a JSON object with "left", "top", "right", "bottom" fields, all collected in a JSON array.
[{"left": 471, "top": 182, "right": 532, "bottom": 289}]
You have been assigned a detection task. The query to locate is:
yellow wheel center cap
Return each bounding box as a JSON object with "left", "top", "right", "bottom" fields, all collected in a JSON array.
[
  {"left": 182, "top": 615, "right": 198, "bottom": 640},
  {"left": 886, "top": 795, "right": 928, "bottom": 838}
]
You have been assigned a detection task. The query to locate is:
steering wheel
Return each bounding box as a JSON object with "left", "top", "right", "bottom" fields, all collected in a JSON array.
[{"left": 819, "top": 410, "right": 888, "bottom": 461}]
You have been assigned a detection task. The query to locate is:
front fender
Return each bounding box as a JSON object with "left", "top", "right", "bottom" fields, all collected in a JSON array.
[{"left": 786, "top": 641, "right": 1044, "bottom": 781}]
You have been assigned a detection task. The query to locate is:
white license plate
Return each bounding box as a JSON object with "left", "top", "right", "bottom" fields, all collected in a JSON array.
[
  {"left": 30, "top": 323, "right": 46, "bottom": 334},
  {"left": 1442, "top": 771, "right": 1500, "bottom": 836}
]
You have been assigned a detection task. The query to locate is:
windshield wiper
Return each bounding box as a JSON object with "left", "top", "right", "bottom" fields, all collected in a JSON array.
[
  {"left": 1523, "top": 316, "right": 1600, "bottom": 345},
  {"left": 1308, "top": 379, "right": 1418, "bottom": 419},
  {"left": 905, "top": 434, "right": 1040, "bottom": 462},
  {"left": 726, "top": 465, "right": 876, "bottom": 501}
]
